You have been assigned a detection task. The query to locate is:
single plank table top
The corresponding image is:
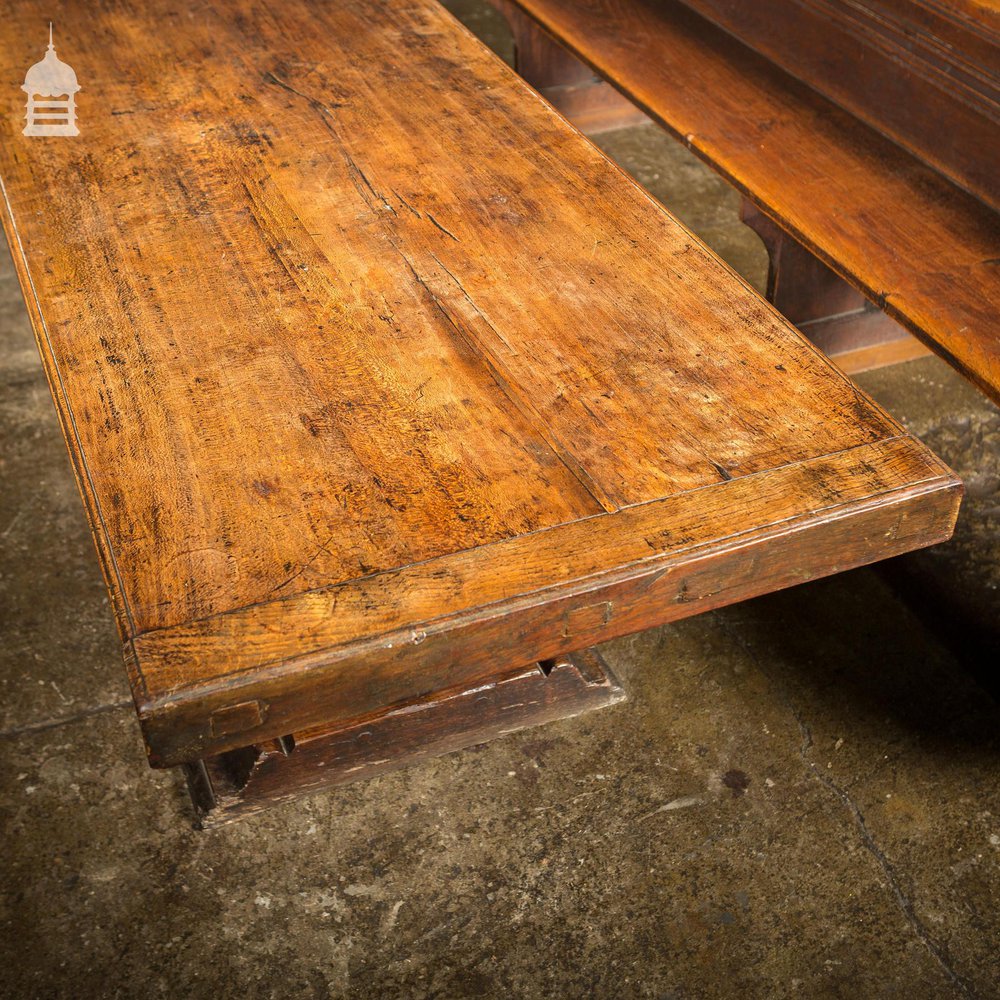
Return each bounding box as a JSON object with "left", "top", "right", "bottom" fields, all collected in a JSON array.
[{"left": 0, "top": 0, "right": 961, "bottom": 766}]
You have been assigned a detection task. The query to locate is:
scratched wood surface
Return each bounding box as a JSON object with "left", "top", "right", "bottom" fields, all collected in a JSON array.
[
  {"left": 0, "top": 0, "right": 960, "bottom": 765},
  {"left": 498, "top": 0, "right": 1000, "bottom": 402}
]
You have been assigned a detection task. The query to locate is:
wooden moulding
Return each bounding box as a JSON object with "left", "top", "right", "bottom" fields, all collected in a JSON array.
[
  {"left": 183, "top": 649, "right": 625, "bottom": 827},
  {"left": 136, "top": 436, "right": 961, "bottom": 768}
]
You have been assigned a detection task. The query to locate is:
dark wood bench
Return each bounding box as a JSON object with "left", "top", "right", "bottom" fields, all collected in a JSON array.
[
  {"left": 0, "top": 0, "right": 961, "bottom": 824},
  {"left": 493, "top": 0, "right": 1000, "bottom": 400}
]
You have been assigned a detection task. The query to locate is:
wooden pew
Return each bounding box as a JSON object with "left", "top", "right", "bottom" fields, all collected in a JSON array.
[
  {"left": 0, "top": 0, "right": 961, "bottom": 824},
  {"left": 493, "top": 0, "right": 1000, "bottom": 400}
]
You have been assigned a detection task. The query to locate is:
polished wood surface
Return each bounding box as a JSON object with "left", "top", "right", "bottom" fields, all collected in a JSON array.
[
  {"left": 0, "top": 0, "right": 960, "bottom": 766},
  {"left": 497, "top": 0, "right": 1000, "bottom": 402}
]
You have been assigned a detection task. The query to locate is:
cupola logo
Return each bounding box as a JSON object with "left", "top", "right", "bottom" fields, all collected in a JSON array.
[{"left": 22, "top": 23, "right": 80, "bottom": 137}]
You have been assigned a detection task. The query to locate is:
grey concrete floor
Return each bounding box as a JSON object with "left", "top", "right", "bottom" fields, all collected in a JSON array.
[{"left": 2, "top": 5, "right": 1000, "bottom": 998}]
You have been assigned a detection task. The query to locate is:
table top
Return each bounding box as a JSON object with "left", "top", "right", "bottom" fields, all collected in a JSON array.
[{"left": 0, "top": 0, "right": 960, "bottom": 765}]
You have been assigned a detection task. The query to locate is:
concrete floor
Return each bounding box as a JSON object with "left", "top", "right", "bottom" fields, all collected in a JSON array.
[{"left": 2, "top": 5, "right": 999, "bottom": 997}]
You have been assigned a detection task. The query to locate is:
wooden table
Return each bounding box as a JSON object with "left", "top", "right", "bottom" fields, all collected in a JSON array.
[{"left": 0, "top": 0, "right": 961, "bottom": 822}]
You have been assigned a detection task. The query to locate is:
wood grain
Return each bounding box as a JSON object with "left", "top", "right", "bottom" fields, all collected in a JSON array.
[
  {"left": 497, "top": 0, "right": 1000, "bottom": 402},
  {"left": 0, "top": 0, "right": 960, "bottom": 767}
]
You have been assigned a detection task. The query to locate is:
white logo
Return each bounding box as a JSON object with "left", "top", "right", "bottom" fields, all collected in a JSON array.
[{"left": 22, "top": 24, "right": 80, "bottom": 137}]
